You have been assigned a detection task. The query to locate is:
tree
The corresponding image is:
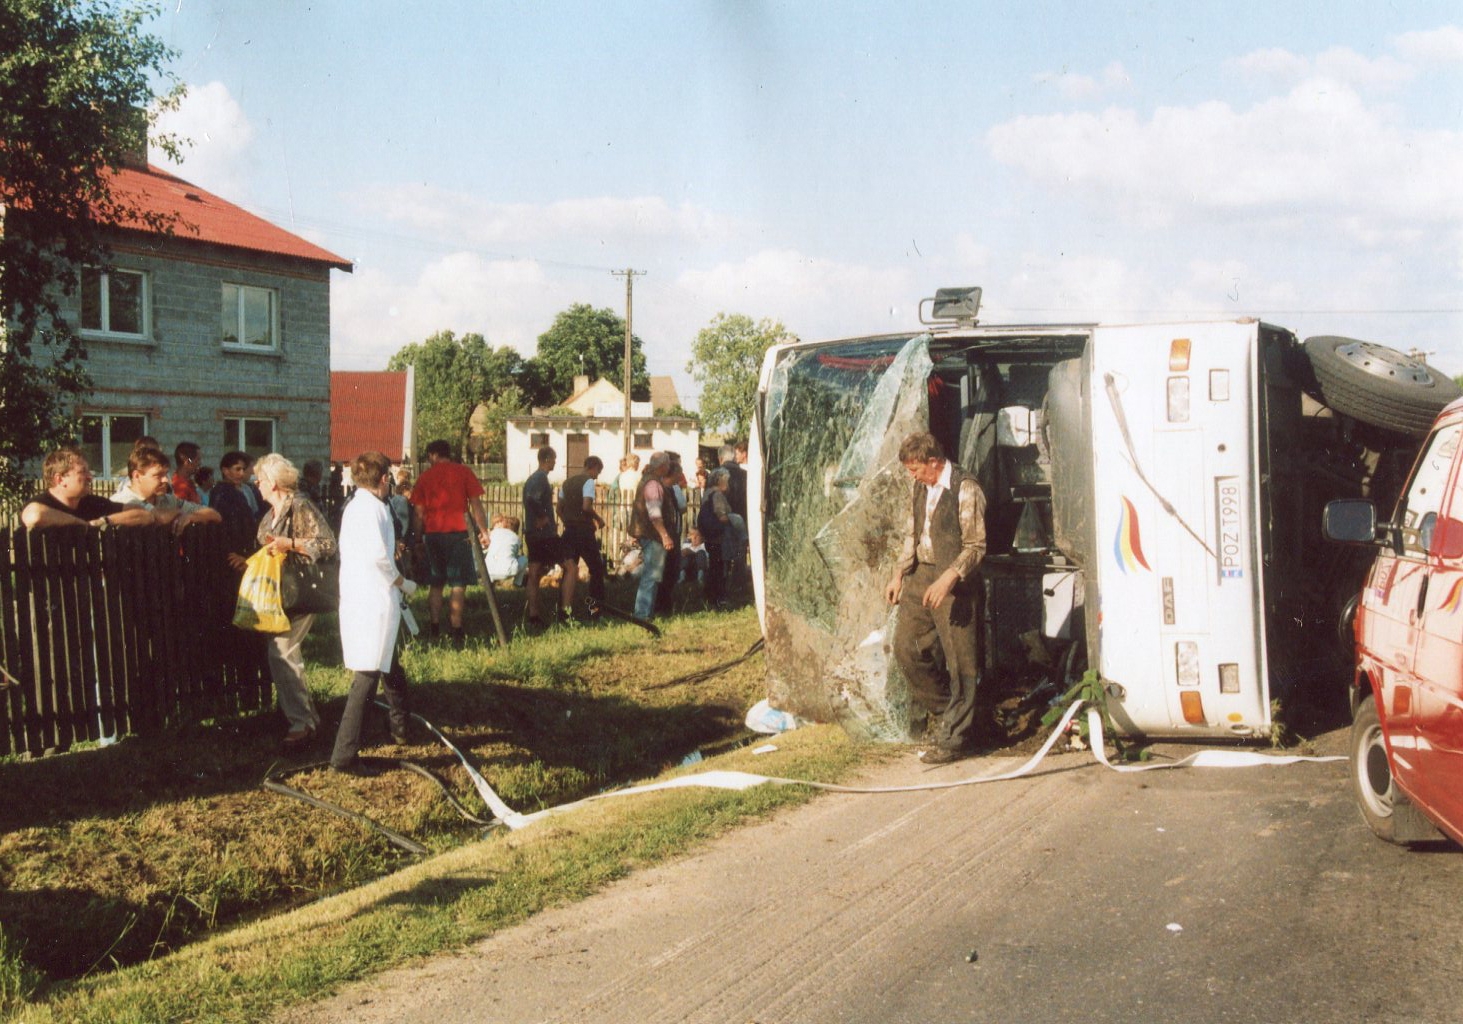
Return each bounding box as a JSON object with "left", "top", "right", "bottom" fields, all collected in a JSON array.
[
  {"left": 535, "top": 303, "right": 649, "bottom": 404},
  {"left": 0, "top": 0, "right": 182, "bottom": 502},
  {"left": 467, "top": 384, "right": 526, "bottom": 462},
  {"left": 387, "top": 331, "right": 527, "bottom": 458},
  {"left": 688, "top": 313, "right": 796, "bottom": 438}
]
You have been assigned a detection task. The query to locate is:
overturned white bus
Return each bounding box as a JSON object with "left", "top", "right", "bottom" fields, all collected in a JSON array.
[{"left": 748, "top": 288, "right": 1458, "bottom": 741}]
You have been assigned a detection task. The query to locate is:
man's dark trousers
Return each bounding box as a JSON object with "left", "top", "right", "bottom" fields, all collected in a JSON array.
[{"left": 894, "top": 562, "right": 979, "bottom": 751}]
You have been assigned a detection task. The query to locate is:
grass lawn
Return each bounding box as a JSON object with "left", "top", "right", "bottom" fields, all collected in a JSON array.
[{"left": 0, "top": 582, "right": 870, "bottom": 1022}]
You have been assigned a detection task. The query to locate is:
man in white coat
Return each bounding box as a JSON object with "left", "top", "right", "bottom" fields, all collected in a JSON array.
[{"left": 331, "top": 450, "right": 418, "bottom": 776}]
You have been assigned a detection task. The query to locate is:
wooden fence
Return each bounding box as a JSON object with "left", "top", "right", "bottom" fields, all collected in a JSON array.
[
  {"left": 477, "top": 483, "right": 701, "bottom": 565},
  {"left": 0, "top": 523, "right": 270, "bottom": 757}
]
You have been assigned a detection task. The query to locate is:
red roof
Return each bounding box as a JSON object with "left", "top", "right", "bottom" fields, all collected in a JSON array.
[
  {"left": 331, "top": 371, "right": 411, "bottom": 463},
  {"left": 104, "top": 163, "right": 351, "bottom": 270}
]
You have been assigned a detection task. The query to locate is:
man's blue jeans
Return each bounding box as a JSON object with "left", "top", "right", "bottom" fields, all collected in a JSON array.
[{"left": 634, "top": 538, "right": 666, "bottom": 620}]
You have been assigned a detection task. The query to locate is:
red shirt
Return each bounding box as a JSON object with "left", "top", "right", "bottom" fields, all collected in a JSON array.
[
  {"left": 409, "top": 461, "right": 484, "bottom": 533},
  {"left": 171, "top": 472, "right": 200, "bottom": 504}
]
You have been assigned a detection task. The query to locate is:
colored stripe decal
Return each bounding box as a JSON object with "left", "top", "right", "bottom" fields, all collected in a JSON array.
[{"left": 1114, "top": 496, "right": 1152, "bottom": 574}]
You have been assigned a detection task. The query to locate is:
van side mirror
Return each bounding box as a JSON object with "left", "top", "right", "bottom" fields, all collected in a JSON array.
[{"left": 1323, "top": 499, "right": 1379, "bottom": 544}]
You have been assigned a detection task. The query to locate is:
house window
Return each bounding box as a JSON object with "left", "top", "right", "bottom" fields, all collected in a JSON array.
[
  {"left": 529, "top": 432, "right": 550, "bottom": 447},
  {"left": 80, "top": 267, "right": 148, "bottom": 338},
  {"left": 223, "top": 417, "right": 276, "bottom": 460},
  {"left": 632, "top": 432, "right": 653, "bottom": 449},
  {"left": 221, "top": 284, "right": 278, "bottom": 350},
  {"left": 80, "top": 413, "right": 147, "bottom": 477}
]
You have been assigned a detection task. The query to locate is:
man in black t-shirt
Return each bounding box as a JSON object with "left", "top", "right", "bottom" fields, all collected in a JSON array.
[{"left": 21, "top": 448, "right": 155, "bottom": 530}]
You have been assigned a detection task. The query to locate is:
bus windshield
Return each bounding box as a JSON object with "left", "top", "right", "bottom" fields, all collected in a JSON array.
[{"left": 758, "top": 334, "right": 932, "bottom": 738}]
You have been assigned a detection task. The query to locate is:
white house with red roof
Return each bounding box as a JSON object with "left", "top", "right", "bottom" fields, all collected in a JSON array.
[{"left": 30, "top": 159, "right": 352, "bottom": 475}]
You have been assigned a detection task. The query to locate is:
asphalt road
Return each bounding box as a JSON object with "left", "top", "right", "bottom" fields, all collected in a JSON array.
[{"left": 284, "top": 726, "right": 1463, "bottom": 1024}]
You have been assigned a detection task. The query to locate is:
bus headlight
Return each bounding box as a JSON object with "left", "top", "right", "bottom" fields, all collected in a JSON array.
[
  {"left": 1176, "top": 640, "right": 1200, "bottom": 687},
  {"left": 1167, "top": 376, "right": 1191, "bottom": 422}
]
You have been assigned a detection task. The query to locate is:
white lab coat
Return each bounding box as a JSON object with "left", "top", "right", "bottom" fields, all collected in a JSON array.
[{"left": 338, "top": 488, "right": 400, "bottom": 672}]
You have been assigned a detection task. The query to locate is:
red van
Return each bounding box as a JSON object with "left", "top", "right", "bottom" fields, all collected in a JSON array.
[{"left": 1326, "top": 396, "right": 1463, "bottom": 845}]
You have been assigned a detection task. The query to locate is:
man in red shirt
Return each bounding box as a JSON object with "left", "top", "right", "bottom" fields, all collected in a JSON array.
[
  {"left": 409, "top": 440, "right": 491, "bottom": 646},
  {"left": 171, "top": 441, "right": 204, "bottom": 504}
]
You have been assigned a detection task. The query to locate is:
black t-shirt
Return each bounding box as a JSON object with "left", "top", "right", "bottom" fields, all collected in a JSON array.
[{"left": 25, "top": 491, "right": 127, "bottom": 523}]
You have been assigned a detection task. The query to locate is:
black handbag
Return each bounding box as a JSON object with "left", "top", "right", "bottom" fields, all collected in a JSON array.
[{"left": 279, "top": 503, "right": 339, "bottom": 615}]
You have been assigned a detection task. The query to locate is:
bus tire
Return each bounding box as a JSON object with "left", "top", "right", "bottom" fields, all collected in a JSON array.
[
  {"left": 1304, "top": 336, "right": 1461, "bottom": 438},
  {"left": 1350, "top": 695, "right": 1402, "bottom": 844}
]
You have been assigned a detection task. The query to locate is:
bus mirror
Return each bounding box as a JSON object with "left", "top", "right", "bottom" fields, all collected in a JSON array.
[{"left": 1323, "top": 499, "right": 1378, "bottom": 544}]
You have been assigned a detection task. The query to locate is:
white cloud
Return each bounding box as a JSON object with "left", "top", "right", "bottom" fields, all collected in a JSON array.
[
  {"left": 1035, "top": 61, "right": 1130, "bottom": 101},
  {"left": 672, "top": 249, "right": 918, "bottom": 341},
  {"left": 352, "top": 185, "right": 744, "bottom": 253},
  {"left": 329, "top": 239, "right": 924, "bottom": 406},
  {"left": 331, "top": 254, "right": 555, "bottom": 369},
  {"left": 1229, "top": 47, "right": 1312, "bottom": 87},
  {"left": 1393, "top": 25, "right": 1463, "bottom": 64},
  {"left": 985, "top": 79, "right": 1463, "bottom": 234},
  {"left": 149, "top": 81, "right": 256, "bottom": 199},
  {"left": 1228, "top": 45, "right": 1414, "bottom": 91}
]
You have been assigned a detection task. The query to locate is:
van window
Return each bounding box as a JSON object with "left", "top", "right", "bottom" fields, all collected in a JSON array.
[{"left": 1396, "top": 423, "right": 1461, "bottom": 556}]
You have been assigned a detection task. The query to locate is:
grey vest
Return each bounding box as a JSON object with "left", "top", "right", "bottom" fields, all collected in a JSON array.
[{"left": 913, "top": 465, "right": 969, "bottom": 572}]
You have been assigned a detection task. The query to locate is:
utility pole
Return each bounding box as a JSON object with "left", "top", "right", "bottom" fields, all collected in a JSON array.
[{"left": 611, "top": 268, "right": 645, "bottom": 457}]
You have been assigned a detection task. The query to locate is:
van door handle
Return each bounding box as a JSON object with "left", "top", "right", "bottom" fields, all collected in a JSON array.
[{"left": 1416, "top": 573, "right": 1431, "bottom": 622}]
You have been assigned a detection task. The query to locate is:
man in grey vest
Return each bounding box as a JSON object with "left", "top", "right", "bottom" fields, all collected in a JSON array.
[{"left": 884, "top": 431, "right": 988, "bottom": 764}]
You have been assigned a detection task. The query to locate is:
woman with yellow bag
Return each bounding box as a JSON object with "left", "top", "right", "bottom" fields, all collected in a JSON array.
[{"left": 230, "top": 454, "right": 337, "bottom": 749}]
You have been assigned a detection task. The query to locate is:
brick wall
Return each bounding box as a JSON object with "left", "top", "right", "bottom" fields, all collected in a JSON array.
[{"left": 48, "top": 233, "right": 337, "bottom": 467}]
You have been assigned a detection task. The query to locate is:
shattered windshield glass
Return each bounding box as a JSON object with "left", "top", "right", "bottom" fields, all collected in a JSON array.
[{"left": 761, "top": 334, "right": 933, "bottom": 739}]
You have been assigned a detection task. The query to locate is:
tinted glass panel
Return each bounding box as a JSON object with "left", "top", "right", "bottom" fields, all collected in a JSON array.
[
  {"left": 109, "top": 271, "right": 142, "bottom": 334},
  {"left": 243, "top": 418, "right": 273, "bottom": 456},
  {"left": 81, "top": 269, "right": 102, "bottom": 331},
  {"left": 242, "top": 288, "right": 272, "bottom": 347},
  {"left": 221, "top": 284, "right": 239, "bottom": 344}
]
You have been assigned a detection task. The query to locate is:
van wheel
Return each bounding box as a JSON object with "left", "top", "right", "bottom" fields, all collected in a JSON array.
[
  {"left": 1351, "top": 695, "right": 1402, "bottom": 844},
  {"left": 1304, "top": 336, "right": 1462, "bottom": 438}
]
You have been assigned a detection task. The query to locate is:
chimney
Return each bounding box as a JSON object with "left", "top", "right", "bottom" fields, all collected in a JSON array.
[{"left": 573, "top": 374, "right": 589, "bottom": 396}]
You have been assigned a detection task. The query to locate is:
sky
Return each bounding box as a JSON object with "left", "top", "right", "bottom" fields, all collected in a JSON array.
[{"left": 147, "top": 0, "right": 1463, "bottom": 406}]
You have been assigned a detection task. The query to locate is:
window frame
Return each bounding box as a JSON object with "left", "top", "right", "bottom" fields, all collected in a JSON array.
[
  {"left": 222, "top": 416, "right": 277, "bottom": 460},
  {"left": 220, "top": 283, "right": 280, "bottom": 352},
  {"left": 79, "top": 412, "right": 149, "bottom": 478},
  {"left": 79, "top": 267, "right": 150, "bottom": 340}
]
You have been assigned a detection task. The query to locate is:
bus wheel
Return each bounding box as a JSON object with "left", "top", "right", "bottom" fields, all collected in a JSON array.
[
  {"left": 1304, "top": 336, "right": 1461, "bottom": 438},
  {"left": 1350, "top": 695, "right": 1402, "bottom": 844}
]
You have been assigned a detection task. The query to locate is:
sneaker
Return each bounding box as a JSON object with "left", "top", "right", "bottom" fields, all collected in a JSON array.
[{"left": 450, "top": 628, "right": 466, "bottom": 649}]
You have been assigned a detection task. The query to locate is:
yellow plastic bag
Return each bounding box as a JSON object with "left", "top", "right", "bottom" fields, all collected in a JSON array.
[{"left": 233, "top": 547, "right": 290, "bottom": 633}]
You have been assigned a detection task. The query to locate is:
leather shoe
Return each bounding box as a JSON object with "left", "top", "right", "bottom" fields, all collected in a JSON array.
[
  {"left": 332, "top": 758, "right": 382, "bottom": 778},
  {"left": 282, "top": 724, "right": 316, "bottom": 749},
  {"left": 918, "top": 746, "right": 968, "bottom": 766}
]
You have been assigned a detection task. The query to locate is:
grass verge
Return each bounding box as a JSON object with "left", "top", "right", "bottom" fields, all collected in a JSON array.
[
  {"left": 16, "top": 724, "right": 860, "bottom": 1023},
  {"left": 2, "top": 585, "right": 873, "bottom": 1021}
]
